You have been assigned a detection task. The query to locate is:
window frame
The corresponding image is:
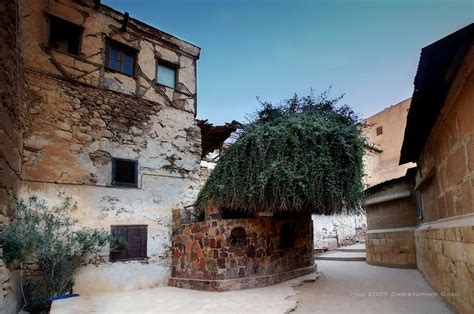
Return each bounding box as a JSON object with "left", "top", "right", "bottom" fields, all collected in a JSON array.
[
  {"left": 376, "top": 126, "right": 383, "bottom": 136},
  {"left": 155, "top": 59, "right": 178, "bottom": 89},
  {"left": 110, "top": 225, "right": 148, "bottom": 262},
  {"left": 105, "top": 39, "right": 138, "bottom": 77},
  {"left": 111, "top": 158, "right": 139, "bottom": 188},
  {"left": 47, "top": 14, "right": 84, "bottom": 57}
]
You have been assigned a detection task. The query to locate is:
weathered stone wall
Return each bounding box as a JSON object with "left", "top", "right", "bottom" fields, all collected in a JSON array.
[
  {"left": 169, "top": 210, "right": 314, "bottom": 291},
  {"left": 366, "top": 230, "right": 416, "bottom": 268},
  {"left": 0, "top": 0, "right": 23, "bottom": 312},
  {"left": 415, "top": 47, "right": 474, "bottom": 312},
  {"left": 312, "top": 213, "right": 366, "bottom": 250},
  {"left": 364, "top": 177, "right": 418, "bottom": 268},
  {"left": 15, "top": 0, "right": 202, "bottom": 294},
  {"left": 415, "top": 225, "right": 473, "bottom": 313}
]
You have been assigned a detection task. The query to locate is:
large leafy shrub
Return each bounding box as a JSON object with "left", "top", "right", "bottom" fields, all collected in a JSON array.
[
  {"left": 2, "top": 196, "right": 113, "bottom": 302},
  {"left": 195, "top": 92, "right": 365, "bottom": 214}
]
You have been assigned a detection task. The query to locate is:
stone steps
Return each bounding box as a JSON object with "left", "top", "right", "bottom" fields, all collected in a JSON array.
[{"left": 315, "top": 243, "right": 366, "bottom": 262}]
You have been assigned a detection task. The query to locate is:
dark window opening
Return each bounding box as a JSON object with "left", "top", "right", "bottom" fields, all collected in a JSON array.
[
  {"left": 229, "top": 227, "right": 246, "bottom": 247},
  {"left": 110, "top": 225, "right": 147, "bottom": 261},
  {"left": 48, "top": 15, "right": 83, "bottom": 55},
  {"left": 156, "top": 61, "right": 177, "bottom": 89},
  {"left": 112, "top": 158, "right": 138, "bottom": 187},
  {"left": 415, "top": 191, "right": 423, "bottom": 220},
  {"left": 106, "top": 40, "right": 137, "bottom": 76},
  {"left": 280, "top": 223, "right": 294, "bottom": 249},
  {"left": 221, "top": 208, "right": 254, "bottom": 219},
  {"left": 376, "top": 126, "right": 383, "bottom": 136}
]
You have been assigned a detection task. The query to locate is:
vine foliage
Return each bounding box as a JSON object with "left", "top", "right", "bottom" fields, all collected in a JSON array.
[{"left": 195, "top": 92, "right": 365, "bottom": 215}]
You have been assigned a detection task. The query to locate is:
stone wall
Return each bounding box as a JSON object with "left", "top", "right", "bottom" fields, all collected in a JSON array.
[
  {"left": 366, "top": 230, "right": 416, "bottom": 268},
  {"left": 0, "top": 0, "right": 23, "bottom": 312},
  {"left": 312, "top": 213, "right": 366, "bottom": 250},
  {"left": 169, "top": 209, "right": 315, "bottom": 291},
  {"left": 13, "top": 0, "right": 202, "bottom": 295},
  {"left": 415, "top": 225, "right": 473, "bottom": 312},
  {"left": 364, "top": 176, "right": 418, "bottom": 268},
  {"left": 415, "top": 47, "right": 474, "bottom": 312}
]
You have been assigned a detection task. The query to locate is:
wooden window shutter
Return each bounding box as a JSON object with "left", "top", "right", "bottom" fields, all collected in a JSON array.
[
  {"left": 111, "top": 226, "right": 128, "bottom": 261},
  {"left": 139, "top": 226, "right": 147, "bottom": 258},
  {"left": 110, "top": 225, "right": 147, "bottom": 261}
]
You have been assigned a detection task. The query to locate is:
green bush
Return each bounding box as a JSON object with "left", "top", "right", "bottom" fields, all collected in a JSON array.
[
  {"left": 2, "top": 196, "right": 114, "bottom": 302},
  {"left": 195, "top": 92, "right": 365, "bottom": 214}
]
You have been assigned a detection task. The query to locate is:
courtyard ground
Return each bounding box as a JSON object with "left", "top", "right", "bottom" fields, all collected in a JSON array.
[
  {"left": 52, "top": 244, "right": 451, "bottom": 314},
  {"left": 294, "top": 260, "right": 451, "bottom": 313}
]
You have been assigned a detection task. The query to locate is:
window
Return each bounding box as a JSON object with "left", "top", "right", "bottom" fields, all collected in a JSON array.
[
  {"left": 376, "top": 126, "right": 383, "bottom": 136},
  {"left": 110, "top": 225, "right": 147, "bottom": 261},
  {"left": 156, "top": 61, "right": 177, "bottom": 89},
  {"left": 48, "top": 15, "right": 83, "bottom": 55},
  {"left": 280, "top": 223, "right": 294, "bottom": 249},
  {"left": 106, "top": 41, "right": 137, "bottom": 76},
  {"left": 415, "top": 191, "right": 423, "bottom": 220},
  {"left": 112, "top": 158, "right": 138, "bottom": 187},
  {"left": 229, "top": 227, "right": 246, "bottom": 247}
]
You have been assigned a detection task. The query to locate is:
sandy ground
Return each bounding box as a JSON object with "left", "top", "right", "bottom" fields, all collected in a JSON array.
[
  {"left": 51, "top": 244, "right": 451, "bottom": 314},
  {"left": 51, "top": 275, "right": 313, "bottom": 314},
  {"left": 294, "top": 260, "right": 452, "bottom": 314}
]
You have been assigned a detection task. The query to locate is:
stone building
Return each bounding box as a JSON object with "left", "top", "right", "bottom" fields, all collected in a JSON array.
[
  {"left": 0, "top": 1, "right": 24, "bottom": 312},
  {"left": 169, "top": 206, "right": 315, "bottom": 291},
  {"left": 1, "top": 0, "right": 202, "bottom": 307},
  {"left": 362, "top": 98, "right": 415, "bottom": 188},
  {"left": 399, "top": 23, "right": 474, "bottom": 313},
  {"left": 365, "top": 23, "right": 473, "bottom": 313}
]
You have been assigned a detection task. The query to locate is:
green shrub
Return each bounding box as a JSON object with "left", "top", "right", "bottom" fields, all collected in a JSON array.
[
  {"left": 2, "top": 196, "right": 114, "bottom": 302},
  {"left": 195, "top": 92, "right": 365, "bottom": 214}
]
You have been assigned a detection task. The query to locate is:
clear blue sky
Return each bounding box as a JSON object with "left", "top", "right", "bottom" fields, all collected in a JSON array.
[{"left": 104, "top": 0, "right": 473, "bottom": 124}]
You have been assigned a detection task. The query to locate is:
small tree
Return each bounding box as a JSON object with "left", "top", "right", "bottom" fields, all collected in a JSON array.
[
  {"left": 2, "top": 196, "right": 113, "bottom": 307},
  {"left": 195, "top": 91, "right": 366, "bottom": 214}
]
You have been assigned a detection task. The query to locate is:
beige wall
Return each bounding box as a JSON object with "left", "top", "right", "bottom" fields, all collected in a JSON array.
[
  {"left": 415, "top": 46, "right": 474, "bottom": 313},
  {"left": 14, "top": 0, "right": 202, "bottom": 295},
  {"left": 364, "top": 178, "right": 418, "bottom": 269},
  {"left": 363, "top": 99, "right": 415, "bottom": 187}
]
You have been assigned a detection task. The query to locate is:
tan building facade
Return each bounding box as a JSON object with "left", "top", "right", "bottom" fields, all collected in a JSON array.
[
  {"left": 1, "top": 0, "right": 203, "bottom": 307},
  {"left": 364, "top": 24, "right": 473, "bottom": 313},
  {"left": 362, "top": 98, "right": 415, "bottom": 188},
  {"left": 399, "top": 24, "right": 474, "bottom": 313}
]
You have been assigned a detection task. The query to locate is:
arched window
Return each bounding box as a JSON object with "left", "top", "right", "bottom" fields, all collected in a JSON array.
[{"left": 230, "top": 227, "right": 246, "bottom": 246}]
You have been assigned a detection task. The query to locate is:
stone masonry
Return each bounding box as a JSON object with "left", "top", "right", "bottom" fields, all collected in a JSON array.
[
  {"left": 169, "top": 207, "right": 315, "bottom": 291},
  {"left": 1, "top": 0, "right": 203, "bottom": 297}
]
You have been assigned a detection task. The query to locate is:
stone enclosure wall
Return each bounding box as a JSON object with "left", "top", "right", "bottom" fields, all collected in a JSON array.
[
  {"left": 312, "top": 213, "right": 366, "bottom": 250},
  {"left": 415, "top": 47, "right": 474, "bottom": 312},
  {"left": 13, "top": 0, "right": 202, "bottom": 294},
  {"left": 365, "top": 179, "right": 418, "bottom": 268},
  {"left": 0, "top": 0, "right": 23, "bottom": 312},
  {"left": 169, "top": 209, "right": 315, "bottom": 291}
]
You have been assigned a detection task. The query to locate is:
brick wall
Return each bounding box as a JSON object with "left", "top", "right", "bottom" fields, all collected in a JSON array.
[
  {"left": 169, "top": 209, "right": 315, "bottom": 291},
  {"left": 0, "top": 0, "right": 23, "bottom": 312},
  {"left": 415, "top": 48, "right": 474, "bottom": 312}
]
